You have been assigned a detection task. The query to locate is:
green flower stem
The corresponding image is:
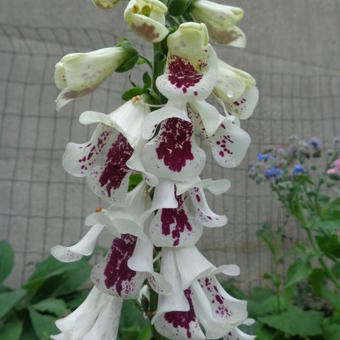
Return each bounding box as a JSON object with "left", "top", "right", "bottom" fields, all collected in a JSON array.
[{"left": 152, "top": 42, "right": 166, "bottom": 105}]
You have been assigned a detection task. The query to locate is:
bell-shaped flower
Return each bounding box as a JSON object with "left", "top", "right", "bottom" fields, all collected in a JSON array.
[
  {"left": 63, "top": 100, "right": 150, "bottom": 203},
  {"left": 148, "top": 178, "right": 230, "bottom": 247},
  {"left": 91, "top": 234, "right": 172, "bottom": 299},
  {"left": 52, "top": 286, "right": 122, "bottom": 340},
  {"left": 189, "top": 105, "right": 251, "bottom": 168},
  {"left": 124, "top": 0, "right": 168, "bottom": 42},
  {"left": 213, "top": 60, "right": 259, "bottom": 120},
  {"left": 224, "top": 322, "right": 256, "bottom": 340},
  {"left": 92, "top": 0, "right": 120, "bottom": 9},
  {"left": 55, "top": 47, "right": 132, "bottom": 110},
  {"left": 191, "top": 0, "right": 246, "bottom": 47},
  {"left": 153, "top": 247, "right": 248, "bottom": 339}
]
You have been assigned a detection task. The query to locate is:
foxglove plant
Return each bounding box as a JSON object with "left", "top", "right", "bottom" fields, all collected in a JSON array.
[{"left": 51, "top": 0, "right": 258, "bottom": 339}]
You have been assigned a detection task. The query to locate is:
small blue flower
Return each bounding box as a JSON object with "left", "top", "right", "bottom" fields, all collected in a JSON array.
[
  {"left": 292, "top": 164, "right": 304, "bottom": 176},
  {"left": 258, "top": 153, "right": 275, "bottom": 161},
  {"left": 264, "top": 166, "right": 283, "bottom": 178},
  {"left": 308, "top": 137, "right": 322, "bottom": 149}
]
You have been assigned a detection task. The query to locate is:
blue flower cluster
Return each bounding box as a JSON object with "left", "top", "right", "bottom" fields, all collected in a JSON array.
[{"left": 264, "top": 166, "right": 283, "bottom": 178}]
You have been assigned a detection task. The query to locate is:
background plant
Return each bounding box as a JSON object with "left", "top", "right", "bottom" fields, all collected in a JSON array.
[{"left": 246, "top": 136, "right": 340, "bottom": 339}]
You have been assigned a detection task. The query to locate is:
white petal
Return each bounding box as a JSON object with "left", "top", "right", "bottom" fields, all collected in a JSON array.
[
  {"left": 91, "top": 235, "right": 146, "bottom": 299},
  {"left": 147, "top": 271, "right": 173, "bottom": 296},
  {"left": 189, "top": 186, "right": 228, "bottom": 227},
  {"left": 129, "top": 13, "right": 169, "bottom": 43},
  {"left": 83, "top": 296, "right": 122, "bottom": 340},
  {"left": 156, "top": 46, "right": 218, "bottom": 102},
  {"left": 226, "top": 86, "right": 259, "bottom": 120},
  {"left": 127, "top": 237, "right": 153, "bottom": 273},
  {"left": 51, "top": 224, "right": 104, "bottom": 262},
  {"left": 224, "top": 327, "right": 255, "bottom": 340},
  {"left": 51, "top": 334, "right": 67, "bottom": 340},
  {"left": 126, "top": 139, "right": 159, "bottom": 187},
  {"left": 142, "top": 118, "right": 206, "bottom": 183},
  {"left": 62, "top": 124, "right": 114, "bottom": 177},
  {"left": 189, "top": 100, "right": 225, "bottom": 137},
  {"left": 154, "top": 289, "right": 205, "bottom": 340},
  {"left": 174, "top": 246, "right": 215, "bottom": 289},
  {"left": 191, "top": 277, "right": 248, "bottom": 339},
  {"left": 85, "top": 212, "right": 121, "bottom": 238},
  {"left": 200, "top": 178, "right": 231, "bottom": 195},
  {"left": 212, "top": 264, "right": 240, "bottom": 277},
  {"left": 207, "top": 118, "right": 251, "bottom": 168},
  {"left": 86, "top": 133, "right": 134, "bottom": 202},
  {"left": 142, "top": 102, "right": 190, "bottom": 140},
  {"left": 56, "top": 286, "right": 103, "bottom": 333},
  {"left": 55, "top": 87, "right": 75, "bottom": 112},
  {"left": 149, "top": 194, "right": 203, "bottom": 247}
]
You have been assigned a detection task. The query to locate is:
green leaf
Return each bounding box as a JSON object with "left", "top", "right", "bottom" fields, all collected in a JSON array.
[
  {"left": 115, "top": 41, "right": 139, "bottom": 73},
  {"left": 119, "top": 300, "right": 146, "bottom": 332},
  {"left": 285, "top": 259, "right": 312, "bottom": 287},
  {"left": 0, "top": 240, "right": 14, "bottom": 283},
  {"left": 259, "top": 307, "right": 323, "bottom": 336},
  {"left": 65, "top": 290, "right": 88, "bottom": 310},
  {"left": 129, "top": 173, "right": 143, "bottom": 192},
  {"left": 0, "top": 320, "right": 23, "bottom": 340},
  {"left": 323, "top": 288, "right": 340, "bottom": 313},
  {"left": 309, "top": 268, "right": 326, "bottom": 296},
  {"left": 136, "top": 324, "right": 152, "bottom": 340},
  {"left": 122, "top": 87, "right": 145, "bottom": 101},
  {"left": 316, "top": 234, "right": 340, "bottom": 259},
  {"left": 122, "top": 328, "right": 141, "bottom": 340},
  {"left": 248, "top": 287, "right": 278, "bottom": 318},
  {"left": 324, "top": 323, "right": 340, "bottom": 340},
  {"left": 24, "top": 257, "right": 90, "bottom": 298},
  {"left": 142, "top": 72, "right": 151, "bottom": 88},
  {"left": 45, "top": 260, "right": 91, "bottom": 297},
  {"left": 0, "top": 289, "right": 26, "bottom": 319},
  {"left": 32, "top": 298, "right": 67, "bottom": 317},
  {"left": 168, "top": 0, "right": 190, "bottom": 16},
  {"left": 29, "top": 308, "right": 58, "bottom": 340}
]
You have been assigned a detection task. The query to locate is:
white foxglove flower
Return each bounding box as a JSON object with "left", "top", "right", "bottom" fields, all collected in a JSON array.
[
  {"left": 51, "top": 224, "right": 104, "bottom": 263},
  {"left": 91, "top": 234, "right": 172, "bottom": 298},
  {"left": 224, "top": 323, "right": 256, "bottom": 340},
  {"left": 214, "top": 60, "right": 259, "bottom": 120},
  {"left": 92, "top": 0, "right": 120, "bottom": 9},
  {"left": 52, "top": 286, "right": 122, "bottom": 340},
  {"left": 54, "top": 47, "right": 129, "bottom": 110},
  {"left": 192, "top": 0, "right": 246, "bottom": 47},
  {"left": 148, "top": 178, "right": 230, "bottom": 247},
  {"left": 124, "top": 0, "right": 168, "bottom": 42},
  {"left": 63, "top": 100, "right": 149, "bottom": 203},
  {"left": 153, "top": 247, "right": 248, "bottom": 339}
]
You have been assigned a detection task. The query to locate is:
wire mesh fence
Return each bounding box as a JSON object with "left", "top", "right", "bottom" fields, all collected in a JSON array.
[{"left": 0, "top": 22, "right": 339, "bottom": 293}]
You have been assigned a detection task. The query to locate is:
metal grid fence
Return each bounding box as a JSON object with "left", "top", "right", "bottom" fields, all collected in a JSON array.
[{"left": 0, "top": 22, "right": 339, "bottom": 292}]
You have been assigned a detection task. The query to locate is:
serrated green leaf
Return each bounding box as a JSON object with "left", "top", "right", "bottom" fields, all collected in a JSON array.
[
  {"left": 285, "top": 259, "right": 312, "bottom": 287},
  {"left": 0, "top": 320, "right": 23, "bottom": 340},
  {"left": 0, "top": 289, "right": 26, "bottom": 319},
  {"left": 122, "top": 87, "right": 145, "bottom": 101},
  {"left": 0, "top": 240, "right": 14, "bottom": 284},
  {"left": 259, "top": 307, "right": 323, "bottom": 336},
  {"left": 32, "top": 298, "right": 67, "bottom": 317},
  {"left": 29, "top": 308, "right": 58, "bottom": 340}
]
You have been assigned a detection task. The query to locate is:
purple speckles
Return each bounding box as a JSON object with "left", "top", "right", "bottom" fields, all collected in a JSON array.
[
  {"left": 199, "top": 277, "right": 232, "bottom": 320},
  {"left": 77, "top": 127, "right": 110, "bottom": 174},
  {"left": 164, "top": 289, "right": 197, "bottom": 338},
  {"left": 156, "top": 118, "right": 194, "bottom": 172},
  {"left": 168, "top": 56, "right": 203, "bottom": 94},
  {"left": 215, "top": 133, "right": 234, "bottom": 158},
  {"left": 104, "top": 234, "right": 137, "bottom": 297},
  {"left": 160, "top": 194, "right": 192, "bottom": 246},
  {"left": 233, "top": 97, "right": 246, "bottom": 107},
  {"left": 99, "top": 133, "right": 133, "bottom": 197}
]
